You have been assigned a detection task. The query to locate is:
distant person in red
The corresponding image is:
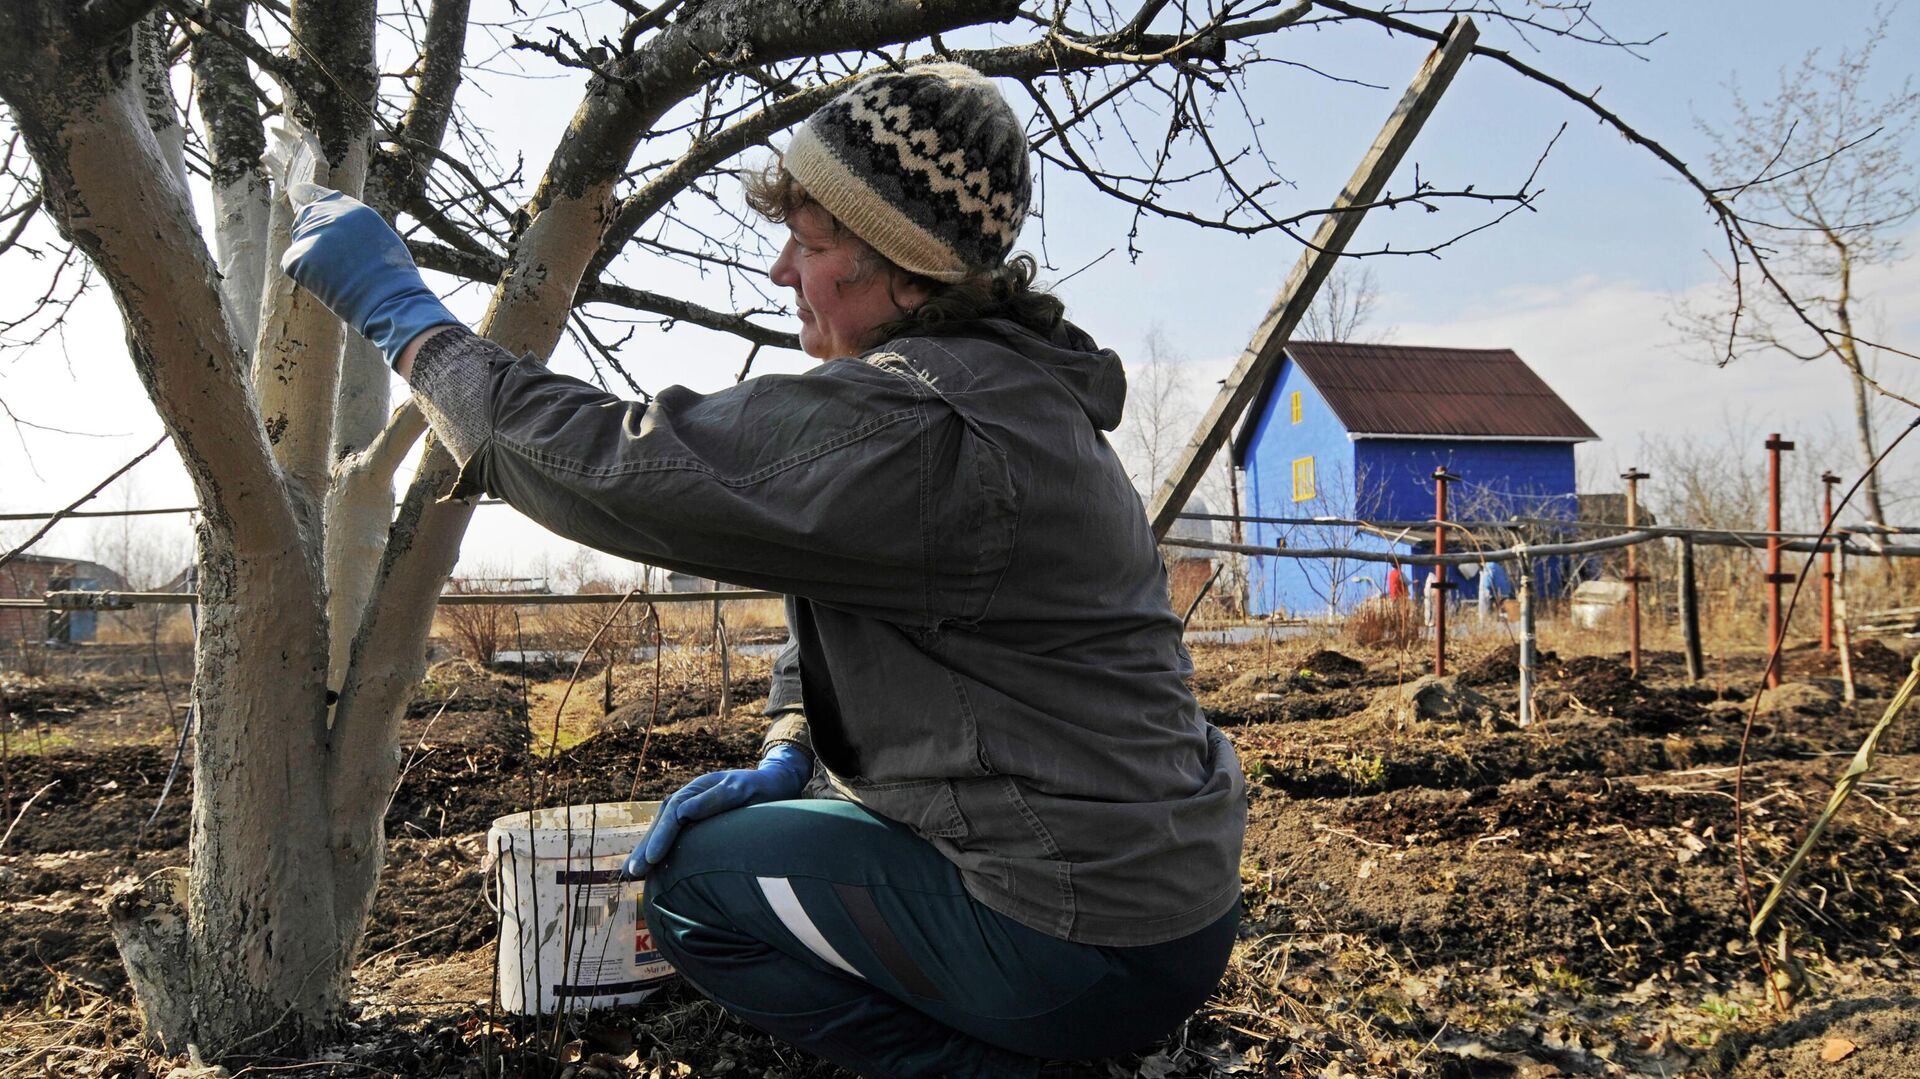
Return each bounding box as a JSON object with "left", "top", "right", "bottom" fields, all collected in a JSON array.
[{"left": 1387, "top": 562, "right": 1409, "bottom": 602}]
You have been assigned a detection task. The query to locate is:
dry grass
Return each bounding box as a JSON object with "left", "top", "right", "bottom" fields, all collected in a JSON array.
[
  {"left": 89, "top": 608, "right": 193, "bottom": 648},
  {"left": 1342, "top": 598, "right": 1422, "bottom": 649},
  {"left": 0, "top": 977, "right": 148, "bottom": 1076},
  {"left": 653, "top": 596, "right": 786, "bottom": 636}
]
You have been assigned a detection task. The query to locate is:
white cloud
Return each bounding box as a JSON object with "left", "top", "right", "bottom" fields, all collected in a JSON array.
[{"left": 1386, "top": 256, "right": 1920, "bottom": 498}]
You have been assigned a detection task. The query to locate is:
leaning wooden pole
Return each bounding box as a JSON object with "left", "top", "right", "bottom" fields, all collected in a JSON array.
[
  {"left": 1147, "top": 15, "right": 1480, "bottom": 537},
  {"left": 1679, "top": 537, "right": 1705, "bottom": 684}
]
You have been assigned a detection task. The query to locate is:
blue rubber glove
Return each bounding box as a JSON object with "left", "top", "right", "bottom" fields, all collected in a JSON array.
[
  {"left": 279, "top": 185, "right": 462, "bottom": 367},
  {"left": 622, "top": 743, "right": 812, "bottom": 880}
]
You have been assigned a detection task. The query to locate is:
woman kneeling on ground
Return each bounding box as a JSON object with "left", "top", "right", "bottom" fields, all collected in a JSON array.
[{"left": 284, "top": 63, "right": 1246, "bottom": 1079}]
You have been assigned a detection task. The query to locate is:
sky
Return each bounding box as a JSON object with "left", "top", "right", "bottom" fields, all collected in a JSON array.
[{"left": 3, "top": 0, "right": 1918, "bottom": 582}]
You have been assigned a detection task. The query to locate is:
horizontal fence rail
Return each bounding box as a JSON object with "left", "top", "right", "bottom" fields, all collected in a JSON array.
[
  {"left": 0, "top": 589, "right": 779, "bottom": 610},
  {"left": 1172, "top": 512, "right": 1918, "bottom": 548},
  {"left": 1163, "top": 532, "right": 1664, "bottom": 565}
]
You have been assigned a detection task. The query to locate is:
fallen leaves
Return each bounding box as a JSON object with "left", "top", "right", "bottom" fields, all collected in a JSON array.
[{"left": 1820, "top": 1037, "right": 1859, "bottom": 1063}]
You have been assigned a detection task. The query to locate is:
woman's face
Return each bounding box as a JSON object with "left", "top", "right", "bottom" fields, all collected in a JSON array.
[{"left": 769, "top": 204, "right": 924, "bottom": 360}]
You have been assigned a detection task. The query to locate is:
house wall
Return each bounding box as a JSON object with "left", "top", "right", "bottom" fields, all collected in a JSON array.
[
  {"left": 0, "top": 560, "right": 50, "bottom": 642},
  {"left": 0, "top": 558, "right": 90, "bottom": 643},
  {"left": 0, "top": 557, "right": 117, "bottom": 644},
  {"left": 1354, "top": 438, "right": 1580, "bottom": 598},
  {"left": 1354, "top": 438, "right": 1578, "bottom": 521},
  {"left": 1239, "top": 359, "right": 1372, "bottom": 617}
]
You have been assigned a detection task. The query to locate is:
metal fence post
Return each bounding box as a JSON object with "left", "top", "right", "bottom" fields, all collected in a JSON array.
[
  {"left": 1821, "top": 471, "right": 1840, "bottom": 654},
  {"left": 1835, "top": 543, "right": 1857, "bottom": 704},
  {"left": 1433, "top": 467, "right": 1456, "bottom": 678},
  {"left": 1764, "top": 433, "right": 1796, "bottom": 688},
  {"left": 1621, "top": 467, "right": 1649, "bottom": 677}
]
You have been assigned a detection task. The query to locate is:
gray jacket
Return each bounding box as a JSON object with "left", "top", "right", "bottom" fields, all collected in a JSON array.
[{"left": 409, "top": 320, "right": 1245, "bottom": 946}]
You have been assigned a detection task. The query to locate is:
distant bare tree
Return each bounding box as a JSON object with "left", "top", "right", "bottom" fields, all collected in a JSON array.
[
  {"left": 1299, "top": 263, "right": 1391, "bottom": 343},
  {"left": 1119, "top": 326, "right": 1199, "bottom": 497},
  {"left": 1680, "top": 9, "right": 1919, "bottom": 525},
  {"left": 554, "top": 569, "right": 651, "bottom": 714},
  {"left": 1283, "top": 459, "right": 1369, "bottom": 618}
]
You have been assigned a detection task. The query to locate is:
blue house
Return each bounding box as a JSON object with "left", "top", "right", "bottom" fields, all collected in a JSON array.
[{"left": 1231, "top": 341, "right": 1598, "bottom": 617}]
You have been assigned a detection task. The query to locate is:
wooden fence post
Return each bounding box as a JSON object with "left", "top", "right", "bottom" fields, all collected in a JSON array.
[
  {"left": 1836, "top": 544, "right": 1857, "bottom": 704},
  {"left": 1516, "top": 549, "right": 1535, "bottom": 727},
  {"left": 1679, "top": 537, "right": 1704, "bottom": 684},
  {"left": 712, "top": 597, "right": 731, "bottom": 719}
]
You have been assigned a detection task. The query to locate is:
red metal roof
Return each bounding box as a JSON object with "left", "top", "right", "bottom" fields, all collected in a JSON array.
[{"left": 1278, "top": 341, "right": 1598, "bottom": 441}]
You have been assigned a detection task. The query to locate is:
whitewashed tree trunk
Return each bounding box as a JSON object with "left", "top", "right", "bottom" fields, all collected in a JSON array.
[
  {"left": 210, "top": 174, "right": 273, "bottom": 352},
  {"left": 134, "top": 16, "right": 189, "bottom": 199},
  {"left": 326, "top": 401, "right": 420, "bottom": 688},
  {"left": 0, "top": 31, "right": 343, "bottom": 1050},
  {"left": 192, "top": 0, "right": 273, "bottom": 355}
]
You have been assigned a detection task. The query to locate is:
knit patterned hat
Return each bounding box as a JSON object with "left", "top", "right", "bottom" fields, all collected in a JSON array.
[{"left": 784, "top": 63, "right": 1031, "bottom": 284}]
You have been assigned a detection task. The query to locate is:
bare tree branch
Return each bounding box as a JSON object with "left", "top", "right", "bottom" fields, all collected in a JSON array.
[{"left": 0, "top": 434, "right": 169, "bottom": 573}]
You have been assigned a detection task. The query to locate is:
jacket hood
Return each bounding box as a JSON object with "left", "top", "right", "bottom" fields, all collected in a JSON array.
[{"left": 972, "top": 318, "right": 1128, "bottom": 432}]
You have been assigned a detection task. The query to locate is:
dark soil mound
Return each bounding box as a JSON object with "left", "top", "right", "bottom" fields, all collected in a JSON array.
[
  {"left": 1547, "top": 653, "right": 1713, "bottom": 730},
  {"left": 0, "top": 744, "right": 189, "bottom": 854},
  {"left": 1250, "top": 757, "right": 1915, "bottom": 987},
  {"left": 1851, "top": 638, "right": 1914, "bottom": 682},
  {"left": 385, "top": 725, "right": 762, "bottom": 840}
]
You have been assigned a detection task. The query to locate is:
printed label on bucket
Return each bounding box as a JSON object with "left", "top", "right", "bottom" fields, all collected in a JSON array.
[
  {"left": 489, "top": 801, "right": 674, "bottom": 1014},
  {"left": 558, "top": 870, "right": 626, "bottom": 931},
  {"left": 636, "top": 920, "right": 663, "bottom": 966}
]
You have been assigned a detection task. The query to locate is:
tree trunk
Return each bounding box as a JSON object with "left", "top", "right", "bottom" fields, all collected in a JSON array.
[
  {"left": 190, "top": 0, "right": 272, "bottom": 354},
  {"left": 0, "top": 7, "right": 363, "bottom": 1053}
]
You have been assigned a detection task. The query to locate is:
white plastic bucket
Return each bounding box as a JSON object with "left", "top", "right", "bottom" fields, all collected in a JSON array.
[{"left": 486, "top": 801, "right": 675, "bottom": 1014}]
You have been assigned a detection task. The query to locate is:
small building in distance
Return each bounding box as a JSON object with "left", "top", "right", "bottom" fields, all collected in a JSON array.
[
  {"left": 0, "top": 553, "right": 126, "bottom": 644},
  {"left": 1231, "top": 341, "right": 1599, "bottom": 618},
  {"left": 1163, "top": 495, "right": 1227, "bottom": 621}
]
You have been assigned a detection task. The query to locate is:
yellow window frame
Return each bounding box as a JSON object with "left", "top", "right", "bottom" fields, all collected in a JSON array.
[
  {"left": 1291, "top": 455, "right": 1316, "bottom": 502},
  {"left": 1289, "top": 391, "right": 1303, "bottom": 424}
]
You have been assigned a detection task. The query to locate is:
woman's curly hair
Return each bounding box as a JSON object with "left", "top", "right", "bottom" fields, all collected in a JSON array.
[{"left": 744, "top": 160, "right": 1066, "bottom": 349}]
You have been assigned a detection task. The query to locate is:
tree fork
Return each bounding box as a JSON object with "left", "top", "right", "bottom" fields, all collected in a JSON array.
[{"left": 0, "top": 5, "right": 346, "bottom": 1053}]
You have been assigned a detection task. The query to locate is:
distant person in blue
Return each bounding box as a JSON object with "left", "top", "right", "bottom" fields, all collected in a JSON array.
[
  {"left": 283, "top": 63, "right": 1246, "bottom": 1079},
  {"left": 1485, "top": 561, "right": 1514, "bottom": 602}
]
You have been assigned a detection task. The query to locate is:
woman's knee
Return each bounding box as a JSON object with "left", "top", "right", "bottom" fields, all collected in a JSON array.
[{"left": 637, "top": 807, "right": 767, "bottom": 963}]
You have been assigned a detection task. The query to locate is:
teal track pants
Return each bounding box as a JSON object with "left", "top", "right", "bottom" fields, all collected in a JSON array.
[{"left": 640, "top": 799, "right": 1238, "bottom": 1079}]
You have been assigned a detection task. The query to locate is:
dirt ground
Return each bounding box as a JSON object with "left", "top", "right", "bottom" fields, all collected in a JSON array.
[{"left": 1, "top": 633, "right": 1916, "bottom": 1078}]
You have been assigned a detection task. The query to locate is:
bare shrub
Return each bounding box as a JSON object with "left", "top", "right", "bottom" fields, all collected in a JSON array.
[
  {"left": 1345, "top": 597, "right": 1422, "bottom": 649},
  {"left": 435, "top": 573, "right": 525, "bottom": 665},
  {"left": 550, "top": 576, "right": 654, "bottom": 713}
]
